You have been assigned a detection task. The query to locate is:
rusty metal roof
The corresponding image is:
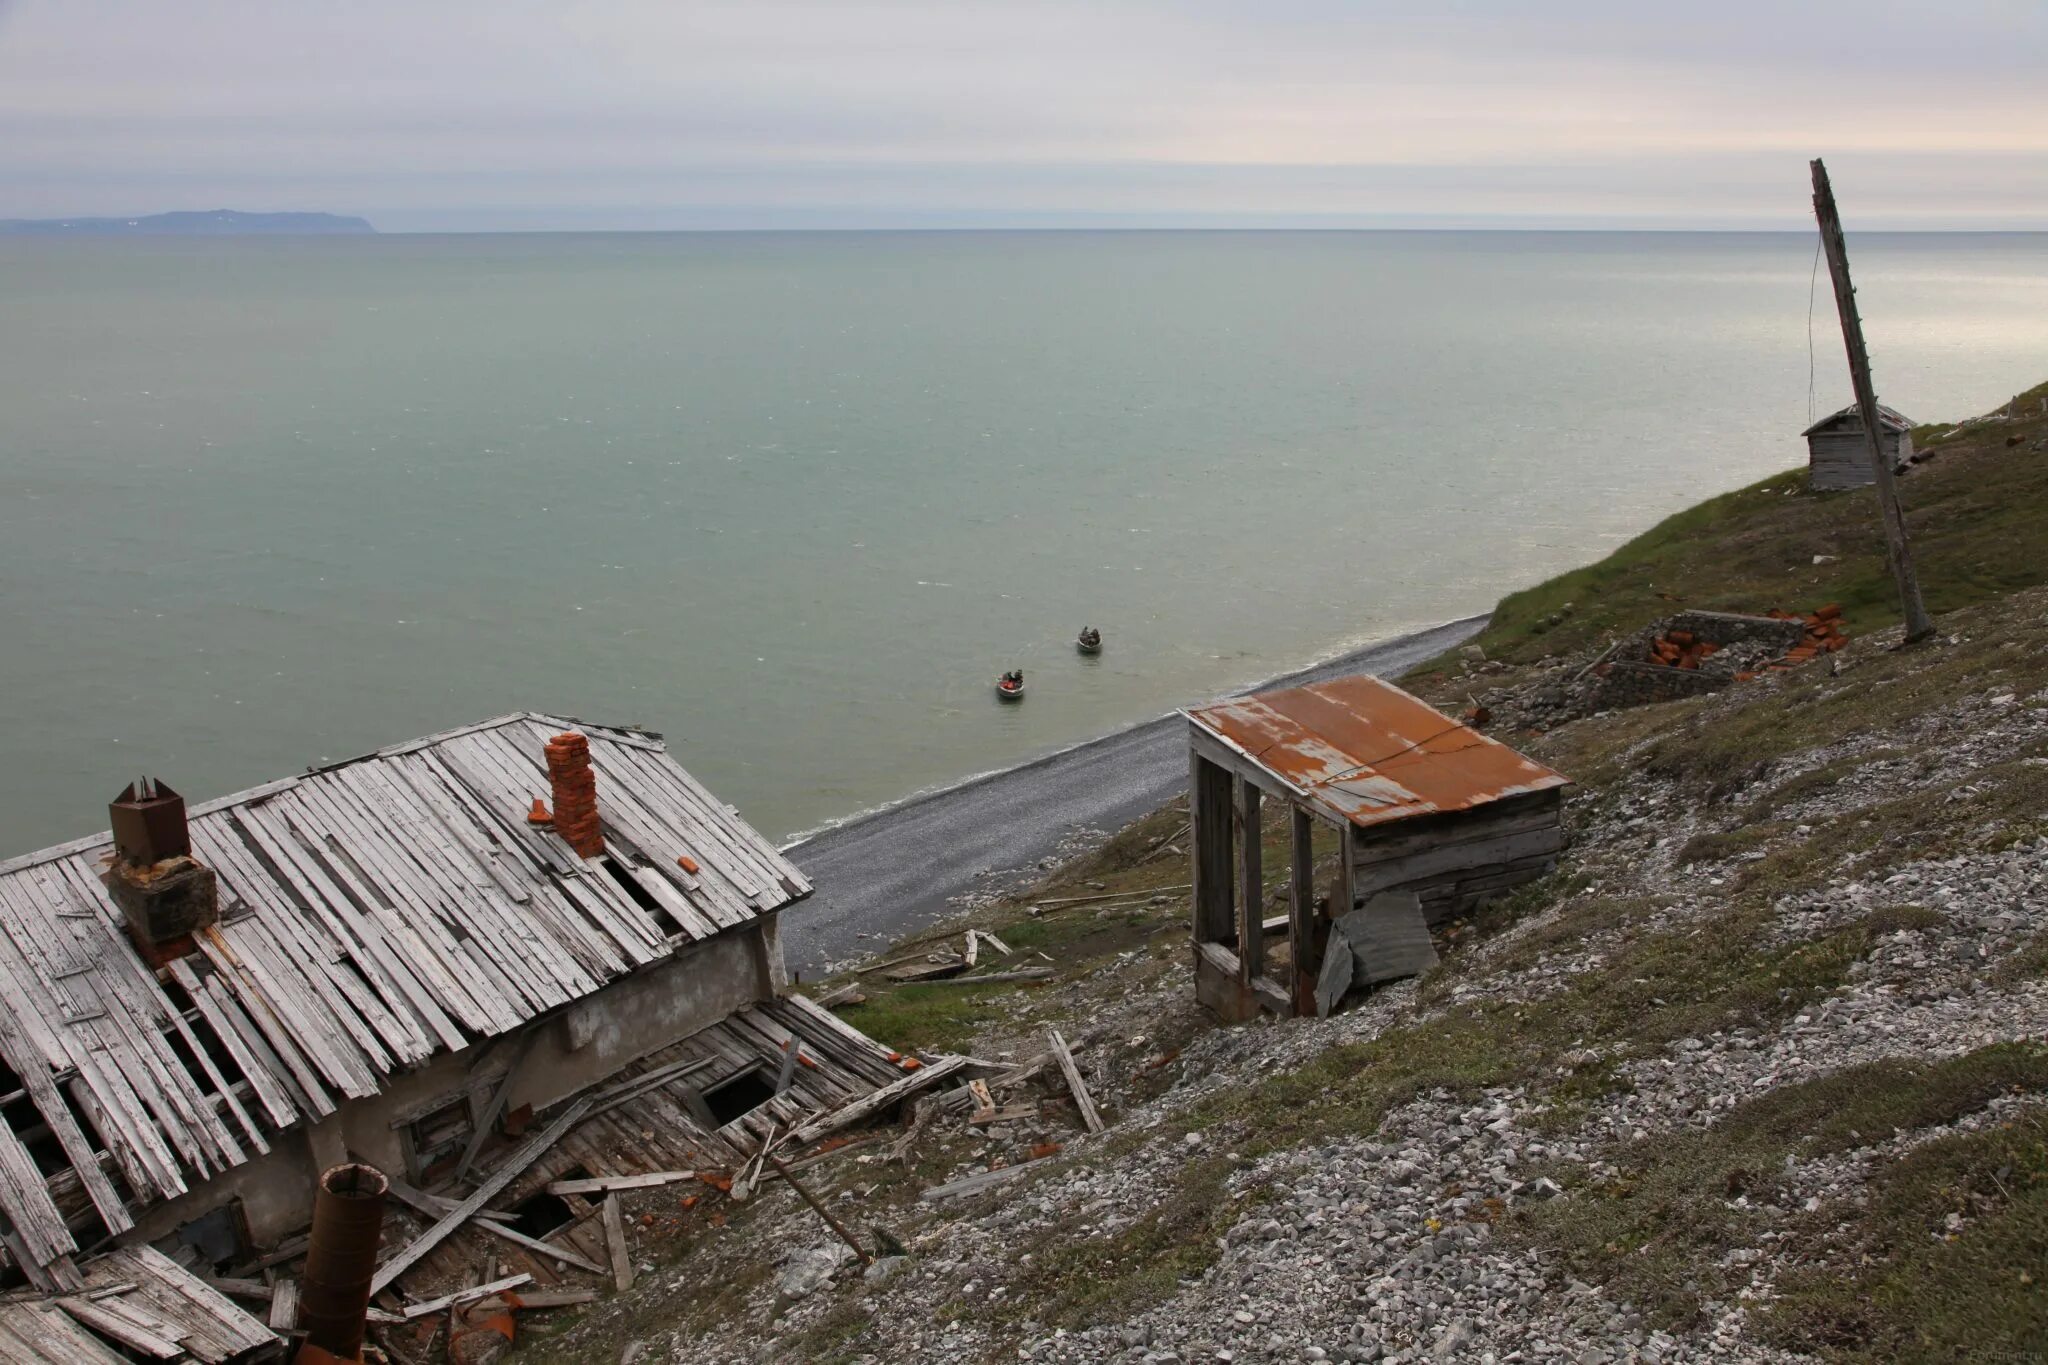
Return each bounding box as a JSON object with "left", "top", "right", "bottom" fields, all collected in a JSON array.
[{"left": 1183, "top": 674, "right": 1568, "bottom": 829}]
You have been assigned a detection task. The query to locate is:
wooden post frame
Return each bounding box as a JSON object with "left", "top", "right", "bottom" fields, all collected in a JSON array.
[
  {"left": 1289, "top": 806, "right": 1318, "bottom": 1014},
  {"left": 1234, "top": 778, "right": 1263, "bottom": 982},
  {"left": 1188, "top": 753, "right": 1236, "bottom": 945},
  {"left": 1810, "top": 157, "right": 1934, "bottom": 643}
]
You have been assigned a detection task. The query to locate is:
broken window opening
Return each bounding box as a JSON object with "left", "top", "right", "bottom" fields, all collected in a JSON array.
[
  {"left": 602, "top": 857, "right": 685, "bottom": 938},
  {"left": 402, "top": 1096, "right": 475, "bottom": 1186},
  {"left": 702, "top": 1067, "right": 776, "bottom": 1127},
  {"left": 170, "top": 1201, "right": 249, "bottom": 1270},
  {"left": 506, "top": 1168, "right": 584, "bottom": 1239}
]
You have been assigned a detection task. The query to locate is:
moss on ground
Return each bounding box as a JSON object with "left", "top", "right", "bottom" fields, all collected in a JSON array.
[
  {"left": 1404, "top": 380, "right": 2048, "bottom": 681},
  {"left": 1516, "top": 1044, "right": 2048, "bottom": 1349}
]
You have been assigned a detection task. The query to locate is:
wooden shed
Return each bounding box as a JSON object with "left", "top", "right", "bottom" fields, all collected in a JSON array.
[
  {"left": 1183, "top": 675, "right": 1568, "bottom": 1021},
  {"left": 1804, "top": 403, "right": 1914, "bottom": 491}
]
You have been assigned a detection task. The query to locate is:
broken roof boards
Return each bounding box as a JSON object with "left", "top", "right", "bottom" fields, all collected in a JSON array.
[
  {"left": 0, "top": 712, "right": 810, "bottom": 1284},
  {"left": 1184, "top": 675, "right": 1567, "bottom": 1020}
]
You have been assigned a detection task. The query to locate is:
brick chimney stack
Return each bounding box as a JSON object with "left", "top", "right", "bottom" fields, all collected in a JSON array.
[
  {"left": 104, "top": 778, "right": 217, "bottom": 956},
  {"left": 544, "top": 733, "right": 605, "bottom": 858}
]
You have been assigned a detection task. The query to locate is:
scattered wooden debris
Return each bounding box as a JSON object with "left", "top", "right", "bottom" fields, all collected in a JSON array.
[
  {"left": 962, "top": 931, "right": 978, "bottom": 969},
  {"left": 920, "top": 1155, "right": 1054, "bottom": 1203},
  {"left": 921, "top": 967, "right": 1054, "bottom": 987},
  {"left": 268, "top": 1277, "right": 300, "bottom": 1332},
  {"left": 546, "top": 1171, "right": 695, "bottom": 1197},
  {"left": 971, "top": 929, "right": 1013, "bottom": 956},
  {"left": 788, "top": 1053, "right": 971, "bottom": 1145},
  {"left": 505, "top": 1287, "right": 597, "bottom": 1309},
  {"left": 762, "top": 1150, "right": 872, "bottom": 1265},
  {"left": 602, "top": 1196, "right": 633, "bottom": 1293},
  {"left": 811, "top": 982, "right": 867, "bottom": 1009},
  {"left": 1048, "top": 1030, "right": 1104, "bottom": 1134},
  {"left": 967, "top": 1102, "right": 1038, "bottom": 1127},
  {"left": 384, "top": 1176, "right": 610, "bottom": 1276},
  {"left": 881, "top": 956, "right": 969, "bottom": 983},
  {"left": 402, "top": 1273, "right": 534, "bottom": 1320},
  {"left": 371, "top": 1095, "right": 594, "bottom": 1294}
]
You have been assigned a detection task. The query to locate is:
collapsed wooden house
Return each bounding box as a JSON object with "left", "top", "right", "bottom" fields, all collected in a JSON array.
[
  {"left": 0, "top": 712, "right": 959, "bottom": 1344},
  {"left": 1803, "top": 402, "right": 1915, "bottom": 491},
  {"left": 1184, "top": 675, "right": 1568, "bottom": 1021}
]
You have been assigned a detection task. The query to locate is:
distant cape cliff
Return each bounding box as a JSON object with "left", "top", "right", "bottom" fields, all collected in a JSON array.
[{"left": 0, "top": 210, "right": 376, "bottom": 236}]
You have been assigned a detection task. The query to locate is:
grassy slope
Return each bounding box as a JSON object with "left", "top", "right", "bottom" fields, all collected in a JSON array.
[
  {"left": 1404, "top": 379, "right": 2048, "bottom": 679},
  {"left": 563, "top": 386, "right": 2048, "bottom": 1365}
]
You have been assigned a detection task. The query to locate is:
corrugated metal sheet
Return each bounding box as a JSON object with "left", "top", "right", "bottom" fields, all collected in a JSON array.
[
  {"left": 0, "top": 713, "right": 809, "bottom": 1283},
  {"left": 1183, "top": 675, "right": 1568, "bottom": 828}
]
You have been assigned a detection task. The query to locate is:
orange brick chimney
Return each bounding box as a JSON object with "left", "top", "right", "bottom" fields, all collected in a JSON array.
[{"left": 544, "top": 732, "right": 605, "bottom": 858}]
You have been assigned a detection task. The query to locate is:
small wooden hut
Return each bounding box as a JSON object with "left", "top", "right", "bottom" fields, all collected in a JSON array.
[
  {"left": 1804, "top": 403, "right": 1914, "bottom": 491},
  {"left": 1183, "top": 674, "right": 1568, "bottom": 1021}
]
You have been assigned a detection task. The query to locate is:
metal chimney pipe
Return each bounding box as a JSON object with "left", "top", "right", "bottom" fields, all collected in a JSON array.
[{"left": 299, "top": 1162, "right": 388, "bottom": 1361}]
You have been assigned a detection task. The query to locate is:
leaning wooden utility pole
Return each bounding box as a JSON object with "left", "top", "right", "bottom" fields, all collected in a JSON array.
[{"left": 1810, "top": 158, "right": 1935, "bottom": 643}]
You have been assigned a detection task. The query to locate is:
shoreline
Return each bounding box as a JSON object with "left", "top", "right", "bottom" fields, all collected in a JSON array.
[{"left": 781, "top": 612, "right": 1487, "bottom": 975}]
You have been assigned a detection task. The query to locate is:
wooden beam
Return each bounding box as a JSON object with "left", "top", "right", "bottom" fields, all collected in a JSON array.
[
  {"left": 601, "top": 1196, "right": 633, "bottom": 1293},
  {"left": 1289, "top": 805, "right": 1317, "bottom": 1016},
  {"left": 1235, "top": 778, "right": 1263, "bottom": 982},
  {"left": 1189, "top": 752, "right": 1235, "bottom": 944},
  {"left": 546, "top": 1171, "right": 694, "bottom": 1197},
  {"left": 1048, "top": 1030, "right": 1103, "bottom": 1134},
  {"left": 370, "top": 1096, "right": 592, "bottom": 1295},
  {"left": 1810, "top": 157, "right": 1933, "bottom": 643},
  {"left": 401, "top": 1274, "right": 533, "bottom": 1320},
  {"left": 451, "top": 1029, "right": 539, "bottom": 1184},
  {"left": 383, "top": 1175, "right": 610, "bottom": 1276}
]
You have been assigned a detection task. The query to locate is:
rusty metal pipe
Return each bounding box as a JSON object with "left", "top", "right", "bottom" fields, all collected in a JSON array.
[{"left": 299, "top": 1162, "right": 388, "bottom": 1361}]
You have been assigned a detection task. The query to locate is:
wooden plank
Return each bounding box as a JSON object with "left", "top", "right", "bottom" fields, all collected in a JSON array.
[
  {"left": 602, "top": 1196, "right": 633, "bottom": 1292},
  {"left": 268, "top": 1278, "right": 299, "bottom": 1332},
  {"left": 401, "top": 1274, "right": 532, "bottom": 1320},
  {"left": 452, "top": 1029, "right": 538, "bottom": 1183},
  {"left": 1351, "top": 826, "right": 1562, "bottom": 892},
  {"left": 918, "top": 968, "right": 1054, "bottom": 986},
  {"left": 919, "top": 1157, "right": 1050, "bottom": 1203},
  {"left": 1235, "top": 777, "right": 1263, "bottom": 982},
  {"left": 382, "top": 1176, "right": 609, "bottom": 1276},
  {"left": 786, "top": 1054, "right": 970, "bottom": 1145},
  {"left": 1048, "top": 1030, "right": 1103, "bottom": 1134},
  {"left": 546, "top": 1171, "right": 694, "bottom": 1196},
  {"left": 1189, "top": 752, "right": 1236, "bottom": 943},
  {"left": 370, "top": 1095, "right": 593, "bottom": 1294},
  {"left": 49, "top": 1298, "right": 180, "bottom": 1358},
  {"left": 1289, "top": 805, "right": 1317, "bottom": 1016}
]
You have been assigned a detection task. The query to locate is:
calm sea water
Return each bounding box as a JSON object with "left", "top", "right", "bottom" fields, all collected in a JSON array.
[{"left": 3, "top": 230, "right": 2045, "bottom": 857}]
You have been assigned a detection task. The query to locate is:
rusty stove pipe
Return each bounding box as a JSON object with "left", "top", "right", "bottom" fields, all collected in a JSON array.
[{"left": 299, "top": 1162, "right": 388, "bottom": 1362}]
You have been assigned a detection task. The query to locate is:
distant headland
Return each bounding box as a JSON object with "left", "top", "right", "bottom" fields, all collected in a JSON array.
[{"left": 0, "top": 210, "right": 376, "bottom": 236}]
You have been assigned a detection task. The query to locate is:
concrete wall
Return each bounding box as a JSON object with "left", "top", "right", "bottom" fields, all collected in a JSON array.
[{"left": 125, "top": 919, "right": 780, "bottom": 1253}]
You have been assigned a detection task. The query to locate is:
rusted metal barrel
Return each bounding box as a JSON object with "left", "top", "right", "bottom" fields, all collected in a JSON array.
[{"left": 299, "top": 1162, "right": 388, "bottom": 1361}]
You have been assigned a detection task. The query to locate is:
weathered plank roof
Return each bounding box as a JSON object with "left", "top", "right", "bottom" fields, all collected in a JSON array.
[
  {"left": 0, "top": 712, "right": 809, "bottom": 1282},
  {"left": 1183, "top": 675, "right": 1568, "bottom": 829},
  {"left": 0, "top": 1244, "right": 278, "bottom": 1363},
  {"left": 1801, "top": 402, "right": 1912, "bottom": 437}
]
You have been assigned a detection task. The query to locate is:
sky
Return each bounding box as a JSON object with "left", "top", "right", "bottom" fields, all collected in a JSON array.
[{"left": 1, "top": 1, "right": 2042, "bottom": 232}]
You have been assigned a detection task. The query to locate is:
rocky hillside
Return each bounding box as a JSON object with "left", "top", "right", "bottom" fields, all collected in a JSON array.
[{"left": 509, "top": 387, "right": 2048, "bottom": 1365}]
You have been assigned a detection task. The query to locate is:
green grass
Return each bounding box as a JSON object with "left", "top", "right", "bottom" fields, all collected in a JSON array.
[
  {"left": 1001, "top": 1156, "right": 1252, "bottom": 1329},
  {"left": 1764, "top": 1106, "right": 2048, "bottom": 1362},
  {"left": 1520, "top": 1043, "right": 2048, "bottom": 1341},
  {"left": 1404, "top": 380, "right": 2048, "bottom": 682}
]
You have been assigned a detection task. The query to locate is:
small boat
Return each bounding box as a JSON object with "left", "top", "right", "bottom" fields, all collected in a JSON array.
[
  {"left": 1076, "top": 626, "right": 1102, "bottom": 655},
  {"left": 996, "top": 670, "right": 1026, "bottom": 701}
]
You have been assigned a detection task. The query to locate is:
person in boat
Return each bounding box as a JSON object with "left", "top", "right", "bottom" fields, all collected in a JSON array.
[
  {"left": 1000, "top": 669, "right": 1024, "bottom": 689},
  {"left": 1078, "top": 626, "right": 1101, "bottom": 648}
]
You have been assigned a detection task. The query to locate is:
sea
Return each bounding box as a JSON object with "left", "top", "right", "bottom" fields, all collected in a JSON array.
[{"left": 3, "top": 230, "right": 2046, "bottom": 858}]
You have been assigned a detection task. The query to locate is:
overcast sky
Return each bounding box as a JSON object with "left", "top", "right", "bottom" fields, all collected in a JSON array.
[{"left": 1, "top": 1, "right": 2042, "bottom": 231}]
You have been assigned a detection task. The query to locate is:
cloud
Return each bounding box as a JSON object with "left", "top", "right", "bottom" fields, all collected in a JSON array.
[{"left": 0, "top": 1, "right": 2041, "bottom": 229}]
